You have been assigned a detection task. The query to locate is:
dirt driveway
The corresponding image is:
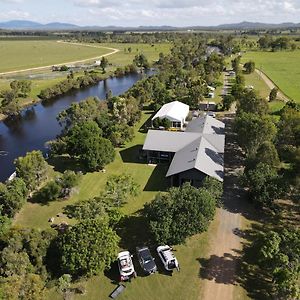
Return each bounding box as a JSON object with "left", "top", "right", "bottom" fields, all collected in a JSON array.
[{"left": 200, "top": 115, "right": 249, "bottom": 300}]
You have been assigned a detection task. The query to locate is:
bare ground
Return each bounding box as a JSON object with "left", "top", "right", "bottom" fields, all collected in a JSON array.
[{"left": 200, "top": 115, "right": 252, "bottom": 300}]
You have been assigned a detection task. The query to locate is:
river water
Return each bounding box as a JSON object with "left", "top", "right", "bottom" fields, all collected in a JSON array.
[{"left": 0, "top": 72, "right": 150, "bottom": 182}]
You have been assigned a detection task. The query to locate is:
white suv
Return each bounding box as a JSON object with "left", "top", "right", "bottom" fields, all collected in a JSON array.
[
  {"left": 157, "top": 245, "right": 180, "bottom": 272},
  {"left": 117, "top": 251, "right": 136, "bottom": 281}
]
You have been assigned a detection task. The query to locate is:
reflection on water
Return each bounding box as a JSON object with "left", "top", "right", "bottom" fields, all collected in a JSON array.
[{"left": 0, "top": 71, "right": 152, "bottom": 181}]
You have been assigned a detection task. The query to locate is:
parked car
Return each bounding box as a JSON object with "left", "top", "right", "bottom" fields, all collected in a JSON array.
[
  {"left": 117, "top": 251, "right": 136, "bottom": 281},
  {"left": 157, "top": 245, "right": 180, "bottom": 272},
  {"left": 136, "top": 246, "right": 157, "bottom": 274},
  {"left": 205, "top": 111, "right": 216, "bottom": 118}
]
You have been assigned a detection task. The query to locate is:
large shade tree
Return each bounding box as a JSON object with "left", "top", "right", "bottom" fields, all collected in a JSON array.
[
  {"left": 144, "top": 183, "right": 217, "bottom": 244},
  {"left": 57, "top": 219, "right": 120, "bottom": 276}
]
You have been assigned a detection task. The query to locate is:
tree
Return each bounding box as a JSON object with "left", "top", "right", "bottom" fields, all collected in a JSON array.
[
  {"left": 258, "top": 35, "right": 273, "bottom": 49},
  {"left": 255, "top": 141, "right": 280, "bottom": 169},
  {"left": 277, "top": 106, "right": 300, "bottom": 147},
  {"left": 236, "top": 89, "right": 268, "bottom": 115},
  {"left": 243, "top": 163, "right": 282, "bottom": 208},
  {"left": 253, "top": 228, "right": 300, "bottom": 299},
  {"left": 144, "top": 183, "right": 217, "bottom": 244},
  {"left": 202, "top": 177, "right": 223, "bottom": 206},
  {"left": 1, "top": 273, "right": 45, "bottom": 300},
  {"left": 14, "top": 150, "right": 48, "bottom": 192},
  {"left": 0, "top": 206, "right": 11, "bottom": 236},
  {"left": 222, "top": 94, "right": 235, "bottom": 111},
  {"left": 243, "top": 61, "right": 255, "bottom": 74},
  {"left": 105, "top": 173, "right": 139, "bottom": 207},
  {"left": 66, "top": 121, "right": 115, "bottom": 170},
  {"left": 269, "top": 87, "right": 278, "bottom": 102},
  {"left": 0, "top": 89, "right": 16, "bottom": 106},
  {"left": 231, "top": 56, "right": 241, "bottom": 73},
  {"left": 133, "top": 53, "right": 150, "bottom": 68},
  {"left": 0, "top": 178, "right": 28, "bottom": 218},
  {"left": 57, "top": 219, "right": 120, "bottom": 276},
  {"left": 64, "top": 195, "right": 123, "bottom": 227},
  {"left": 38, "top": 181, "right": 61, "bottom": 202},
  {"left": 59, "top": 170, "right": 81, "bottom": 189},
  {"left": 100, "top": 56, "right": 108, "bottom": 73},
  {"left": 57, "top": 97, "right": 107, "bottom": 130},
  {"left": 234, "top": 113, "right": 277, "bottom": 156}
]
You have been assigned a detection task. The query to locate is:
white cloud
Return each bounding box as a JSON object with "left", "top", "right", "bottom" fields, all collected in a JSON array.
[
  {"left": 0, "top": 9, "right": 30, "bottom": 20},
  {"left": 0, "top": 0, "right": 24, "bottom": 3}
]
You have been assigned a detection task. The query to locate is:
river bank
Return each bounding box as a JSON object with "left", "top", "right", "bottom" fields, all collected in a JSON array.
[{"left": 0, "top": 70, "right": 153, "bottom": 182}]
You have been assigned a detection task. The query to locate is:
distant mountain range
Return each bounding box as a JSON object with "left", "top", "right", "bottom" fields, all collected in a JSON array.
[{"left": 0, "top": 20, "right": 300, "bottom": 31}]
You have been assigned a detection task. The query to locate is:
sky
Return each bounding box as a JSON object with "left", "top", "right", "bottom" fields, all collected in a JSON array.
[{"left": 0, "top": 0, "right": 300, "bottom": 27}]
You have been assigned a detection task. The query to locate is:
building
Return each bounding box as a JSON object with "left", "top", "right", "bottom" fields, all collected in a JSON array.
[
  {"left": 143, "top": 115, "right": 225, "bottom": 187},
  {"left": 199, "top": 101, "right": 217, "bottom": 111},
  {"left": 151, "top": 101, "right": 189, "bottom": 130}
]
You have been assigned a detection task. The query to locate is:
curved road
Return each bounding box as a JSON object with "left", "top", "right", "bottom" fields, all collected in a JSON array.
[{"left": 0, "top": 41, "right": 120, "bottom": 76}]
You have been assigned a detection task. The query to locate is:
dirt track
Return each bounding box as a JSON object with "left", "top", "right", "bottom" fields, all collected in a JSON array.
[
  {"left": 200, "top": 115, "right": 247, "bottom": 300},
  {"left": 0, "top": 41, "right": 120, "bottom": 76}
]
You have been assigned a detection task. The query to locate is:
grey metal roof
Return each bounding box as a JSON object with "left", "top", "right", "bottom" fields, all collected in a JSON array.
[
  {"left": 143, "top": 114, "right": 225, "bottom": 182},
  {"left": 166, "top": 136, "right": 224, "bottom": 182},
  {"left": 142, "top": 130, "right": 199, "bottom": 153},
  {"left": 185, "top": 115, "right": 225, "bottom": 135}
]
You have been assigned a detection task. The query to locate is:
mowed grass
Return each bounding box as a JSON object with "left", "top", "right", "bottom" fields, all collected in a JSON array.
[
  {"left": 14, "top": 111, "right": 217, "bottom": 300},
  {"left": 0, "top": 40, "right": 112, "bottom": 72},
  {"left": 242, "top": 50, "right": 300, "bottom": 102},
  {"left": 100, "top": 43, "right": 171, "bottom": 67}
]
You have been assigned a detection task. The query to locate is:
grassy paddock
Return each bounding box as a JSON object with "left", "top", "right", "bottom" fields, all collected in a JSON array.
[
  {"left": 242, "top": 50, "right": 300, "bottom": 102},
  {"left": 99, "top": 43, "right": 171, "bottom": 67},
  {"left": 0, "top": 40, "right": 113, "bottom": 73}
]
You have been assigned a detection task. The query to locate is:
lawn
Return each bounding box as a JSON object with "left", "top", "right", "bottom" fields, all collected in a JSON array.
[
  {"left": 241, "top": 50, "right": 300, "bottom": 102},
  {"left": 14, "top": 111, "right": 217, "bottom": 300},
  {"left": 0, "top": 40, "right": 114, "bottom": 73}
]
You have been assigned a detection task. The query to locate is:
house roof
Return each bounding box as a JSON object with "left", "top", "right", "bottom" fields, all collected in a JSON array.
[
  {"left": 185, "top": 115, "right": 225, "bottom": 135},
  {"left": 152, "top": 101, "right": 189, "bottom": 123},
  {"left": 144, "top": 114, "right": 225, "bottom": 182},
  {"left": 143, "top": 130, "right": 200, "bottom": 153},
  {"left": 166, "top": 136, "right": 224, "bottom": 182}
]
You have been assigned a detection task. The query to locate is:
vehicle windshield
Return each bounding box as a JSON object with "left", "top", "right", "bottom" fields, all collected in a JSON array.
[
  {"left": 168, "top": 260, "right": 176, "bottom": 269},
  {"left": 143, "top": 256, "right": 153, "bottom": 264},
  {"left": 120, "top": 258, "right": 131, "bottom": 269}
]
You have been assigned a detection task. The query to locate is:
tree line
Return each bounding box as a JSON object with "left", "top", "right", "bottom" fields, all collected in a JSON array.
[{"left": 228, "top": 61, "right": 300, "bottom": 299}]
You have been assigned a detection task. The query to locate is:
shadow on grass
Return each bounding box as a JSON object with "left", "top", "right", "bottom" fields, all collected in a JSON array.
[
  {"left": 119, "top": 144, "right": 145, "bottom": 164},
  {"left": 143, "top": 165, "right": 169, "bottom": 191},
  {"left": 139, "top": 111, "right": 154, "bottom": 133},
  {"left": 48, "top": 155, "right": 86, "bottom": 173}
]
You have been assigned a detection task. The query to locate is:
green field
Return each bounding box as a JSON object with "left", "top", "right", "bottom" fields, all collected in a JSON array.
[
  {"left": 100, "top": 43, "right": 171, "bottom": 67},
  {"left": 14, "top": 111, "right": 217, "bottom": 300},
  {"left": 0, "top": 41, "right": 171, "bottom": 119},
  {"left": 0, "top": 41, "right": 113, "bottom": 73},
  {"left": 242, "top": 50, "right": 300, "bottom": 102},
  {"left": 0, "top": 41, "right": 171, "bottom": 73}
]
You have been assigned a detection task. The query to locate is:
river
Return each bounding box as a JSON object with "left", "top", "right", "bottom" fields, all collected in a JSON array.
[{"left": 0, "top": 71, "right": 151, "bottom": 182}]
